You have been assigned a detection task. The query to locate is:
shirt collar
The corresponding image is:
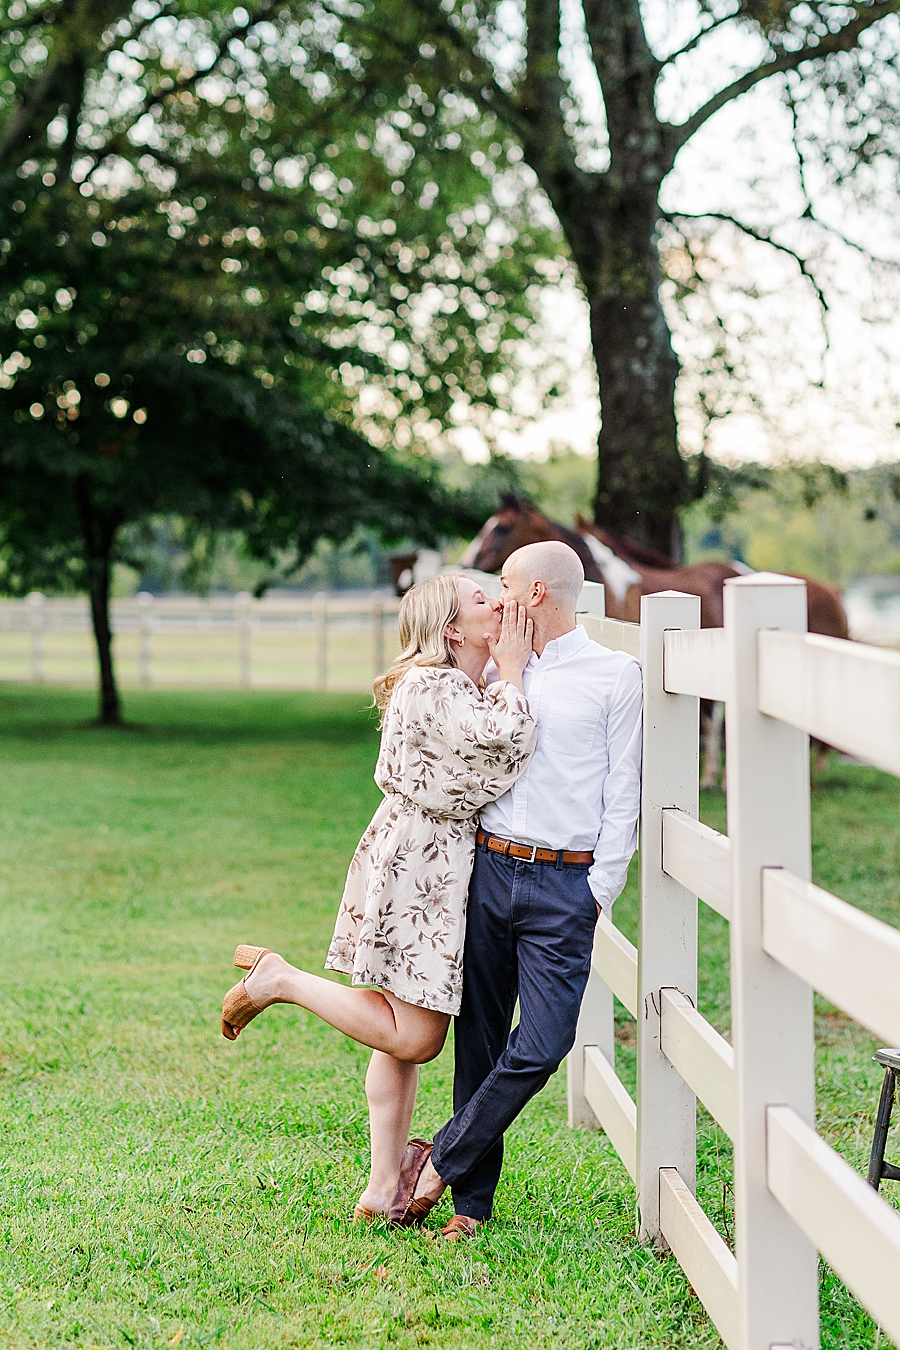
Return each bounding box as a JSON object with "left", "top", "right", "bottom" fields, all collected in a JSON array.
[{"left": 530, "top": 624, "right": 590, "bottom": 666}]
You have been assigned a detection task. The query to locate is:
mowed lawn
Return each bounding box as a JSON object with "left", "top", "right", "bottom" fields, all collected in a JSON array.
[{"left": 0, "top": 687, "right": 897, "bottom": 1350}]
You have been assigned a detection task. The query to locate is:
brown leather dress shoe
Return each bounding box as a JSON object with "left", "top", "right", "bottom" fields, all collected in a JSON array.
[{"left": 441, "top": 1215, "right": 481, "bottom": 1240}]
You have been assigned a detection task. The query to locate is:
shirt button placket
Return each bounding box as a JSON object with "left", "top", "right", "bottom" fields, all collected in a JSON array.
[{"left": 516, "top": 669, "right": 542, "bottom": 838}]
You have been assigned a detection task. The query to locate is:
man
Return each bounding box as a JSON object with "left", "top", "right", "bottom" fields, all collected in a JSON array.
[{"left": 389, "top": 540, "right": 643, "bottom": 1237}]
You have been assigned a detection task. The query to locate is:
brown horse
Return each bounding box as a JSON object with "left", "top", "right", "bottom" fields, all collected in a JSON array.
[
  {"left": 469, "top": 495, "right": 848, "bottom": 640},
  {"left": 470, "top": 496, "right": 738, "bottom": 627},
  {"left": 575, "top": 514, "right": 849, "bottom": 642},
  {"left": 469, "top": 496, "right": 850, "bottom": 781}
]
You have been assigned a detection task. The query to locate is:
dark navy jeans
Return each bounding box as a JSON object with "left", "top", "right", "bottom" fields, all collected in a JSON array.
[{"left": 431, "top": 840, "right": 599, "bottom": 1220}]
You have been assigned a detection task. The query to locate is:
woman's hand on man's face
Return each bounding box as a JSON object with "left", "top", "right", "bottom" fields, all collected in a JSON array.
[{"left": 486, "top": 600, "right": 533, "bottom": 685}]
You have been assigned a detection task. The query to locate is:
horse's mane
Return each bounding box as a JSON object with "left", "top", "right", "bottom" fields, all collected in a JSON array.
[
  {"left": 574, "top": 514, "right": 675, "bottom": 570},
  {"left": 598, "top": 530, "right": 673, "bottom": 570},
  {"left": 502, "top": 495, "right": 674, "bottom": 571},
  {"left": 498, "top": 491, "right": 530, "bottom": 512}
]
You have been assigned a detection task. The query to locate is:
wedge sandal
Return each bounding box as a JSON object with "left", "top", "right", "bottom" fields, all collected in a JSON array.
[
  {"left": 388, "top": 1138, "right": 444, "bottom": 1227},
  {"left": 221, "top": 945, "right": 272, "bottom": 1040}
]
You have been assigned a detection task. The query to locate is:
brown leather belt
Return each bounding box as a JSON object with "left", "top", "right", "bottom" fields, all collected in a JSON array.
[{"left": 476, "top": 829, "right": 593, "bottom": 866}]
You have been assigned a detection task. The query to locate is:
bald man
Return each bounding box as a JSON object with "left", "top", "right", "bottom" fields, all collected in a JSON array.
[{"left": 389, "top": 541, "right": 643, "bottom": 1236}]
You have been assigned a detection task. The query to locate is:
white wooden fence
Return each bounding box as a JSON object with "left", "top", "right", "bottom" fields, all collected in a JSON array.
[
  {"left": 470, "top": 568, "right": 900, "bottom": 1350},
  {"left": 0, "top": 592, "right": 400, "bottom": 690}
]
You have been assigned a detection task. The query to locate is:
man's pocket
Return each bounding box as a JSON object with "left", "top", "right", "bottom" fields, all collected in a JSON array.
[{"left": 544, "top": 700, "right": 601, "bottom": 756}]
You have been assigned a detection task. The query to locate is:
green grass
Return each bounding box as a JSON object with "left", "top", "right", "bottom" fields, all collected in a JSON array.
[{"left": 0, "top": 687, "right": 897, "bottom": 1350}]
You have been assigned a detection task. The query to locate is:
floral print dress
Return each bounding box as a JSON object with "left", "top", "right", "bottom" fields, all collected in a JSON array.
[{"left": 326, "top": 666, "right": 536, "bottom": 1015}]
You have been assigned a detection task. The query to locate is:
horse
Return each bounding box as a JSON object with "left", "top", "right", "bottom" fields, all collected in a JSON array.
[
  {"left": 467, "top": 495, "right": 849, "bottom": 783},
  {"left": 388, "top": 552, "right": 419, "bottom": 596},
  {"left": 467, "top": 496, "right": 738, "bottom": 626},
  {"left": 574, "top": 513, "right": 849, "bottom": 643}
]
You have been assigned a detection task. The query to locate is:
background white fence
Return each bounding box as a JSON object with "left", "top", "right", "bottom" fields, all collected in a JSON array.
[
  {"left": 468, "top": 568, "right": 900, "bottom": 1350},
  {"left": 0, "top": 593, "right": 401, "bottom": 691}
]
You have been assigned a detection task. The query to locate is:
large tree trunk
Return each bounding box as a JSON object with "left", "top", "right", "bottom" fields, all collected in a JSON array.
[
  {"left": 587, "top": 212, "right": 686, "bottom": 558},
  {"left": 516, "top": 0, "right": 690, "bottom": 556},
  {"left": 559, "top": 186, "right": 687, "bottom": 557},
  {"left": 75, "top": 476, "right": 123, "bottom": 726}
]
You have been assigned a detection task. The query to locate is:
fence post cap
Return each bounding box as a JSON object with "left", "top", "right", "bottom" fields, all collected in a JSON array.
[
  {"left": 641, "top": 588, "right": 701, "bottom": 602},
  {"left": 726, "top": 571, "right": 806, "bottom": 589}
]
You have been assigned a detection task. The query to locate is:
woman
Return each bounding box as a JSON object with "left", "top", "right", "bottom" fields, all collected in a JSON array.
[{"left": 220, "top": 574, "right": 536, "bottom": 1220}]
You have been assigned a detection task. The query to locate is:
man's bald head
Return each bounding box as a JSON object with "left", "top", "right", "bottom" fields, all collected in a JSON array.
[{"left": 502, "top": 541, "right": 584, "bottom": 611}]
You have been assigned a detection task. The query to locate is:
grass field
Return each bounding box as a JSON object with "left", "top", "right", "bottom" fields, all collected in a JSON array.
[{"left": 1, "top": 687, "right": 898, "bottom": 1350}]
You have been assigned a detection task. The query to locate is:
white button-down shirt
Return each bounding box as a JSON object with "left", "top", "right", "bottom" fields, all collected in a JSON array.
[{"left": 480, "top": 625, "right": 643, "bottom": 912}]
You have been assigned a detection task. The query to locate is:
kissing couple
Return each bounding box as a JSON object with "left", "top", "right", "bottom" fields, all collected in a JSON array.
[{"left": 221, "top": 540, "right": 643, "bottom": 1239}]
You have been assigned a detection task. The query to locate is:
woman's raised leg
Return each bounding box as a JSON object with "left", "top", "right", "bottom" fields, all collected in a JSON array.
[
  {"left": 356, "top": 1051, "right": 419, "bottom": 1215},
  {"left": 235, "top": 952, "right": 449, "bottom": 1062}
]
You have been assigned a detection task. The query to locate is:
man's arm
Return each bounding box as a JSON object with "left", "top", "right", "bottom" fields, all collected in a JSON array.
[{"left": 588, "top": 660, "right": 643, "bottom": 914}]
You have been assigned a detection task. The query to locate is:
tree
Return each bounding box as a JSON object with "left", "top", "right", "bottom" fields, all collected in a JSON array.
[
  {"left": 0, "top": 0, "right": 560, "bottom": 722},
  {"left": 324, "top": 0, "right": 900, "bottom": 553},
  {"left": 0, "top": 182, "right": 484, "bottom": 725}
]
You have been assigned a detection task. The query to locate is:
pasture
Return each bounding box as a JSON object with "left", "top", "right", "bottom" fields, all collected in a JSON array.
[{"left": 0, "top": 687, "right": 897, "bottom": 1350}]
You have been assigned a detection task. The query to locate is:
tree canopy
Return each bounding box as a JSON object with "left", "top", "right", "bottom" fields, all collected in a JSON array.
[{"left": 0, "top": 0, "right": 562, "bottom": 451}]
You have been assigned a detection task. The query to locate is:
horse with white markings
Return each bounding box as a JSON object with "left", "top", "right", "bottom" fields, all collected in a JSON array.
[{"left": 467, "top": 496, "right": 849, "bottom": 784}]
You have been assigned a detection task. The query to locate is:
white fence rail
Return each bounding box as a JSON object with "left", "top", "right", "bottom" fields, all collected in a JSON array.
[
  {"left": 0, "top": 592, "right": 401, "bottom": 691},
  {"left": 471, "top": 568, "right": 900, "bottom": 1350}
]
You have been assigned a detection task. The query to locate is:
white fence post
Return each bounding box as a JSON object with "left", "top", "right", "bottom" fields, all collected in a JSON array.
[
  {"left": 725, "top": 574, "right": 819, "bottom": 1350},
  {"left": 372, "top": 599, "right": 385, "bottom": 678},
  {"left": 236, "top": 592, "right": 252, "bottom": 689},
  {"left": 137, "top": 592, "right": 153, "bottom": 687},
  {"left": 28, "top": 591, "right": 45, "bottom": 683},
  {"left": 314, "top": 593, "right": 328, "bottom": 690},
  {"left": 637, "top": 590, "right": 701, "bottom": 1244},
  {"left": 568, "top": 579, "right": 616, "bottom": 1129}
]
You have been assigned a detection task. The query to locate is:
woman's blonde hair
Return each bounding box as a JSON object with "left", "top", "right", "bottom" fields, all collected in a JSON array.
[{"left": 372, "top": 573, "right": 463, "bottom": 712}]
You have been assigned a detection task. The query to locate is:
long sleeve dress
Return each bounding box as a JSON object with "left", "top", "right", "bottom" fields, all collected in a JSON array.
[{"left": 325, "top": 665, "right": 536, "bottom": 1016}]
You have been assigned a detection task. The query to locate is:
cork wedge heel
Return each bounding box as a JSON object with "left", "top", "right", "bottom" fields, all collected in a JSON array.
[
  {"left": 221, "top": 945, "right": 272, "bottom": 1040},
  {"left": 234, "top": 944, "right": 268, "bottom": 971}
]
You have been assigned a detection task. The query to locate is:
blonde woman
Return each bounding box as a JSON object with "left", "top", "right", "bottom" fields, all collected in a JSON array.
[{"left": 220, "top": 575, "right": 536, "bottom": 1220}]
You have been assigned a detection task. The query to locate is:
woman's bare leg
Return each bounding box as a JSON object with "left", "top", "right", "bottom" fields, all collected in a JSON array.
[
  {"left": 240, "top": 953, "right": 449, "bottom": 1062},
  {"left": 357, "top": 1051, "right": 418, "bottom": 1214}
]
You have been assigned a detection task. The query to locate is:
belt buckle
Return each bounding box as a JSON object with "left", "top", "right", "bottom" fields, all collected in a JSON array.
[{"left": 524, "top": 843, "right": 537, "bottom": 863}]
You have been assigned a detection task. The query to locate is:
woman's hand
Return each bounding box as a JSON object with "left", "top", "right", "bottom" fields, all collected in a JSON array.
[{"left": 486, "top": 601, "right": 533, "bottom": 693}]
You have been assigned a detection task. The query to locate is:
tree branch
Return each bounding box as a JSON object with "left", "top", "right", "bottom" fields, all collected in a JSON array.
[
  {"left": 513, "top": 0, "right": 592, "bottom": 200},
  {"left": 581, "top": 0, "right": 660, "bottom": 97},
  {"left": 664, "top": 208, "right": 829, "bottom": 324},
  {"left": 660, "top": 6, "right": 742, "bottom": 67},
  {"left": 667, "top": 0, "right": 900, "bottom": 157}
]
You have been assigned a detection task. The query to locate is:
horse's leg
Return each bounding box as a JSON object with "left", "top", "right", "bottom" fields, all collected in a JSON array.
[
  {"left": 812, "top": 738, "right": 831, "bottom": 774},
  {"left": 700, "top": 700, "right": 725, "bottom": 790}
]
